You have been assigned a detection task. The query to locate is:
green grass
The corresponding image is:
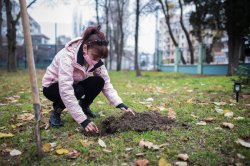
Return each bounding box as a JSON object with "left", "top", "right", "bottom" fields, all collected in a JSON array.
[{"left": 0, "top": 70, "right": 249, "bottom": 165}]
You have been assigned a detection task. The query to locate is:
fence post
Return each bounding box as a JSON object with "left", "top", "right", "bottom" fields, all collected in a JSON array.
[
  {"left": 157, "top": 50, "right": 163, "bottom": 70},
  {"left": 174, "top": 47, "right": 180, "bottom": 72},
  {"left": 198, "top": 43, "right": 205, "bottom": 74}
]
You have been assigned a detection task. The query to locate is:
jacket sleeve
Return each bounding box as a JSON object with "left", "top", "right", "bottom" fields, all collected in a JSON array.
[
  {"left": 58, "top": 52, "right": 87, "bottom": 124},
  {"left": 95, "top": 65, "right": 123, "bottom": 107}
]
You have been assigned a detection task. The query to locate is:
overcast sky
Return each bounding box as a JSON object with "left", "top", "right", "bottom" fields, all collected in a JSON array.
[{"left": 28, "top": 1, "right": 157, "bottom": 54}]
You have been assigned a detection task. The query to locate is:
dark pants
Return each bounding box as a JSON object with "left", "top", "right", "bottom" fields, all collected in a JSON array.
[{"left": 43, "top": 76, "right": 105, "bottom": 110}]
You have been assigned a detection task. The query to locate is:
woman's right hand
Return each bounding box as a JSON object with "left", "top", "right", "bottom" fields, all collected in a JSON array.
[{"left": 85, "top": 122, "right": 99, "bottom": 133}]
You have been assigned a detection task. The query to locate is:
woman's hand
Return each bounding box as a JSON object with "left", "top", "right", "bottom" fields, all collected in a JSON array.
[
  {"left": 85, "top": 122, "right": 99, "bottom": 133},
  {"left": 121, "top": 107, "right": 135, "bottom": 116}
]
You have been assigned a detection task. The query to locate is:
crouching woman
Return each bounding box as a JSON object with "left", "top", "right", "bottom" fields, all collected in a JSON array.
[{"left": 42, "top": 25, "right": 134, "bottom": 133}]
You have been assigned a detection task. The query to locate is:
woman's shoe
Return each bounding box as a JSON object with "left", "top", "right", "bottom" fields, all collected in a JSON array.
[{"left": 49, "top": 107, "right": 63, "bottom": 127}]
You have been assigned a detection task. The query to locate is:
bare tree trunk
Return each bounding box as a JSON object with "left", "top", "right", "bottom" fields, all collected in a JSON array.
[
  {"left": 4, "top": 0, "right": 36, "bottom": 72},
  {"left": 95, "top": 0, "right": 100, "bottom": 25},
  {"left": 158, "top": 0, "right": 186, "bottom": 64},
  {"left": 135, "top": 0, "right": 141, "bottom": 76},
  {"left": 0, "top": 0, "right": 3, "bottom": 62},
  {"left": 5, "top": 0, "right": 17, "bottom": 72},
  {"left": 104, "top": 0, "right": 109, "bottom": 67},
  {"left": 179, "top": 0, "right": 194, "bottom": 64}
]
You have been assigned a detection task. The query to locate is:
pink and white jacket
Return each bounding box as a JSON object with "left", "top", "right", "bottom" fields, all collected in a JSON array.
[{"left": 42, "top": 37, "right": 123, "bottom": 124}]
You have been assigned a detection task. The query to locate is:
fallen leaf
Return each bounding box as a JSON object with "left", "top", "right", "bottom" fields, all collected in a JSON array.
[
  {"left": 159, "top": 143, "right": 169, "bottom": 148},
  {"left": 79, "top": 139, "right": 94, "bottom": 147},
  {"left": 98, "top": 111, "right": 105, "bottom": 117},
  {"left": 98, "top": 138, "right": 107, "bottom": 148},
  {"left": 237, "top": 153, "right": 245, "bottom": 159},
  {"left": 175, "top": 161, "right": 187, "bottom": 166},
  {"left": 96, "top": 101, "right": 105, "bottom": 105},
  {"left": 67, "top": 149, "right": 81, "bottom": 159},
  {"left": 222, "top": 122, "right": 234, "bottom": 129},
  {"left": 17, "top": 113, "right": 35, "bottom": 121},
  {"left": 196, "top": 121, "right": 206, "bottom": 126},
  {"left": 125, "top": 147, "right": 133, "bottom": 152},
  {"left": 139, "top": 139, "right": 154, "bottom": 149},
  {"left": 157, "top": 106, "right": 166, "bottom": 111},
  {"left": 213, "top": 102, "right": 226, "bottom": 106},
  {"left": 215, "top": 107, "right": 224, "bottom": 114},
  {"left": 168, "top": 110, "right": 176, "bottom": 119},
  {"left": 191, "top": 113, "right": 198, "bottom": 118},
  {"left": 0, "top": 132, "right": 14, "bottom": 138},
  {"left": 158, "top": 158, "right": 172, "bottom": 166},
  {"left": 233, "top": 117, "right": 244, "bottom": 120},
  {"left": 136, "top": 153, "right": 145, "bottom": 157},
  {"left": 135, "top": 159, "right": 149, "bottom": 166},
  {"left": 0, "top": 126, "right": 6, "bottom": 130},
  {"left": 103, "top": 149, "right": 112, "bottom": 153},
  {"left": 177, "top": 153, "right": 189, "bottom": 161},
  {"left": 236, "top": 139, "right": 250, "bottom": 148},
  {"left": 42, "top": 143, "right": 52, "bottom": 152},
  {"left": 224, "top": 112, "right": 234, "bottom": 118},
  {"left": 145, "top": 98, "right": 154, "bottom": 102},
  {"left": 10, "top": 149, "right": 22, "bottom": 156},
  {"left": 187, "top": 98, "right": 194, "bottom": 104},
  {"left": 204, "top": 117, "right": 215, "bottom": 122},
  {"left": 56, "top": 148, "right": 69, "bottom": 155}
]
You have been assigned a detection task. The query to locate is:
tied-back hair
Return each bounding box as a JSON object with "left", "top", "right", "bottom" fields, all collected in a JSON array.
[{"left": 82, "top": 25, "right": 108, "bottom": 59}]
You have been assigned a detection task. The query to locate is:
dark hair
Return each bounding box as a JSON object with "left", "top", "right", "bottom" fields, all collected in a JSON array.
[{"left": 82, "top": 25, "right": 108, "bottom": 59}]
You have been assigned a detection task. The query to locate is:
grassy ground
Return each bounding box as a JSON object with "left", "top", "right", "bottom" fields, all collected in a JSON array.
[{"left": 0, "top": 70, "right": 249, "bottom": 165}]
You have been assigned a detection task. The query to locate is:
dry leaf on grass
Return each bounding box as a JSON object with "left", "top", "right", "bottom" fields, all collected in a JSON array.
[
  {"left": 139, "top": 139, "right": 154, "bottom": 149},
  {"left": 204, "top": 117, "right": 215, "bottom": 122},
  {"left": 175, "top": 161, "right": 187, "bottom": 166},
  {"left": 177, "top": 153, "right": 189, "bottom": 161},
  {"left": 222, "top": 122, "right": 234, "bottom": 129},
  {"left": 136, "top": 153, "right": 145, "bottom": 157},
  {"left": 125, "top": 147, "right": 133, "bottom": 152},
  {"left": 224, "top": 111, "right": 234, "bottom": 118},
  {"left": 96, "top": 101, "right": 105, "bottom": 105},
  {"left": 103, "top": 149, "right": 112, "bottom": 153},
  {"left": 67, "top": 150, "right": 81, "bottom": 159},
  {"left": 135, "top": 159, "right": 149, "bottom": 166},
  {"left": 17, "top": 113, "right": 35, "bottom": 121},
  {"left": 0, "top": 132, "right": 14, "bottom": 138},
  {"left": 196, "top": 121, "right": 206, "bottom": 126},
  {"left": 42, "top": 142, "right": 57, "bottom": 152},
  {"left": 98, "top": 138, "right": 107, "bottom": 148},
  {"left": 236, "top": 139, "right": 250, "bottom": 148},
  {"left": 158, "top": 158, "right": 172, "bottom": 166},
  {"left": 10, "top": 149, "right": 22, "bottom": 156},
  {"left": 168, "top": 110, "right": 176, "bottom": 119},
  {"left": 79, "top": 139, "right": 94, "bottom": 147},
  {"left": 56, "top": 149, "right": 69, "bottom": 155},
  {"left": 42, "top": 143, "right": 52, "bottom": 152}
]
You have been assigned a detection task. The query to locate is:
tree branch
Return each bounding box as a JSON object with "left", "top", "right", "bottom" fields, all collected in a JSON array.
[{"left": 15, "top": 0, "right": 37, "bottom": 24}]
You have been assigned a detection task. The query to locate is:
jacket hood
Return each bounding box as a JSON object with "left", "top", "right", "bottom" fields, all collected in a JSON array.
[{"left": 65, "top": 37, "right": 83, "bottom": 53}]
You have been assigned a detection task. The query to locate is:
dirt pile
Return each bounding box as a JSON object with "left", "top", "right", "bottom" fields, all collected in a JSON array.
[{"left": 101, "top": 111, "right": 175, "bottom": 134}]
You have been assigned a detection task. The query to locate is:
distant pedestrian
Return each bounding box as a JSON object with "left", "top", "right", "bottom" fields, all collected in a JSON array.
[{"left": 42, "top": 25, "right": 134, "bottom": 133}]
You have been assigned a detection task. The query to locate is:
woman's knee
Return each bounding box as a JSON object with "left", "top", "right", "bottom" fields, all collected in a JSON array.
[{"left": 93, "top": 76, "right": 105, "bottom": 89}]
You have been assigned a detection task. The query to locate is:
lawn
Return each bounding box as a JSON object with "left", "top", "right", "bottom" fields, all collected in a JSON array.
[{"left": 0, "top": 70, "right": 249, "bottom": 165}]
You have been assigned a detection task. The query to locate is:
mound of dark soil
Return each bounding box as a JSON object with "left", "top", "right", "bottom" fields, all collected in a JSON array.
[{"left": 101, "top": 111, "right": 175, "bottom": 134}]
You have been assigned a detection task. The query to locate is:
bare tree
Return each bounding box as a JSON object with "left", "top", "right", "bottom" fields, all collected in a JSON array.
[
  {"left": 95, "top": 0, "right": 100, "bottom": 25},
  {"left": 157, "top": 0, "right": 186, "bottom": 64},
  {"left": 4, "top": 0, "right": 36, "bottom": 72},
  {"left": 0, "top": 0, "right": 3, "bottom": 62},
  {"left": 178, "top": 0, "right": 194, "bottom": 64},
  {"left": 110, "top": 0, "right": 128, "bottom": 71},
  {"left": 134, "top": 0, "right": 141, "bottom": 76}
]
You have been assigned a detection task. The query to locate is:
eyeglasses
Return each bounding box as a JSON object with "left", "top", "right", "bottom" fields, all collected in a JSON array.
[{"left": 86, "top": 40, "right": 109, "bottom": 46}]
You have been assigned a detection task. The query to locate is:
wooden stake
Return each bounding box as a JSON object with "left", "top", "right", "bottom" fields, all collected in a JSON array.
[{"left": 19, "top": 0, "right": 42, "bottom": 159}]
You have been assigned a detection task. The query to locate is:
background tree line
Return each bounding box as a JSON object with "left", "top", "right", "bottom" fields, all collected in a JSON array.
[{"left": 0, "top": 0, "right": 249, "bottom": 76}]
